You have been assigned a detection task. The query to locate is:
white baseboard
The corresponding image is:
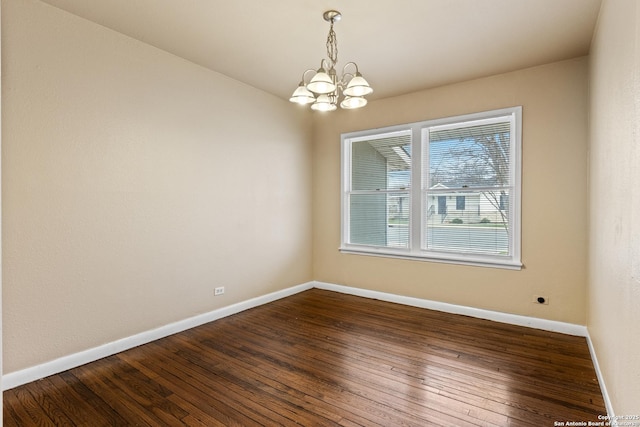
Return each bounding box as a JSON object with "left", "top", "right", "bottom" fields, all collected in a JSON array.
[
  {"left": 3, "top": 278, "right": 612, "bottom": 418},
  {"left": 585, "top": 331, "right": 616, "bottom": 421},
  {"left": 312, "top": 281, "right": 588, "bottom": 336},
  {"left": 2, "top": 281, "right": 315, "bottom": 390}
]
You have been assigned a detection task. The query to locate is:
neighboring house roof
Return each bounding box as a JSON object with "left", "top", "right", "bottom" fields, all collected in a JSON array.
[{"left": 430, "top": 183, "right": 449, "bottom": 189}]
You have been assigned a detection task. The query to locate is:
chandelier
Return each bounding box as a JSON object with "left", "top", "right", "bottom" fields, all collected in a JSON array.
[{"left": 289, "top": 10, "right": 373, "bottom": 111}]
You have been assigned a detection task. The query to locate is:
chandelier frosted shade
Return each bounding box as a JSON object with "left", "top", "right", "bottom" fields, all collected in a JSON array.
[
  {"left": 289, "top": 83, "right": 316, "bottom": 105},
  {"left": 311, "top": 94, "right": 337, "bottom": 112},
  {"left": 290, "top": 10, "right": 373, "bottom": 112},
  {"left": 340, "top": 96, "right": 367, "bottom": 109},
  {"left": 307, "top": 68, "right": 336, "bottom": 94},
  {"left": 343, "top": 73, "right": 374, "bottom": 97}
]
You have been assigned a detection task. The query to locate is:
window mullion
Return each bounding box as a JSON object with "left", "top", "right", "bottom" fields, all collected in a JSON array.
[{"left": 410, "top": 125, "right": 422, "bottom": 253}]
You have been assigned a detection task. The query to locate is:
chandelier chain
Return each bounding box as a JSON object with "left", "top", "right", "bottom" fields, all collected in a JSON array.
[{"left": 326, "top": 21, "right": 338, "bottom": 69}]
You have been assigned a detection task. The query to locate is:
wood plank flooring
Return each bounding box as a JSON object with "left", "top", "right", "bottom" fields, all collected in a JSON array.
[{"left": 4, "top": 289, "right": 606, "bottom": 426}]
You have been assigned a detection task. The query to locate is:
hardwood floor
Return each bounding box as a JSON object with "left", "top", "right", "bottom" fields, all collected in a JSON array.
[{"left": 4, "top": 289, "right": 606, "bottom": 426}]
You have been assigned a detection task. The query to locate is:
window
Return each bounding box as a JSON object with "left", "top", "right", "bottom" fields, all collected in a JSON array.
[{"left": 341, "top": 107, "right": 522, "bottom": 269}]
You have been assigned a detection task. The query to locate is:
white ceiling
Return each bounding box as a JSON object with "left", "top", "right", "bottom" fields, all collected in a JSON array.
[{"left": 38, "top": 0, "right": 602, "bottom": 101}]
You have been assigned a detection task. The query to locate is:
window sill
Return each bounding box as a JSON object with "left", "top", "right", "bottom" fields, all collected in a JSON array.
[{"left": 339, "top": 246, "right": 523, "bottom": 270}]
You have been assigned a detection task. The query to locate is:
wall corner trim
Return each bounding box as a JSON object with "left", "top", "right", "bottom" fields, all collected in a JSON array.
[{"left": 585, "top": 330, "right": 616, "bottom": 421}]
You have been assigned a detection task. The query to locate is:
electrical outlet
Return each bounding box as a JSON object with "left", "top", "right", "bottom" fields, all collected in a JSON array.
[
  {"left": 533, "top": 295, "right": 549, "bottom": 305},
  {"left": 214, "top": 287, "right": 225, "bottom": 296}
]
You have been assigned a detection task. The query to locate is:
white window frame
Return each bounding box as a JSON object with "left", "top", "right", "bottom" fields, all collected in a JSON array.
[{"left": 340, "top": 106, "right": 522, "bottom": 270}]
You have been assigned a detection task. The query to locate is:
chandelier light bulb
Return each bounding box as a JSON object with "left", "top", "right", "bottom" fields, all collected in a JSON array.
[{"left": 289, "top": 10, "right": 372, "bottom": 111}]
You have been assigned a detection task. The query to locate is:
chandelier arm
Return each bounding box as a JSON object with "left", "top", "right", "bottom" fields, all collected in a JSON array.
[
  {"left": 336, "top": 74, "right": 353, "bottom": 88},
  {"left": 319, "top": 59, "right": 331, "bottom": 70},
  {"left": 342, "top": 61, "right": 359, "bottom": 75},
  {"left": 335, "top": 62, "right": 362, "bottom": 87},
  {"left": 300, "top": 68, "right": 318, "bottom": 84}
]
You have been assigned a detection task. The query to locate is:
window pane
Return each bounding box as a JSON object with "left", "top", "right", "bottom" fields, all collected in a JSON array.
[
  {"left": 429, "top": 121, "right": 511, "bottom": 189},
  {"left": 351, "top": 133, "right": 411, "bottom": 191},
  {"left": 349, "top": 192, "right": 409, "bottom": 248},
  {"left": 425, "top": 190, "right": 510, "bottom": 255}
]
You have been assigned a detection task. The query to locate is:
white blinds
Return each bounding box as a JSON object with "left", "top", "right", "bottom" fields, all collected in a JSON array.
[
  {"left": 348, "top": 131, "right": 411, "bottom": 248},
  {"left": 424, "top": 116, "right": 513, "bottom": 256}
]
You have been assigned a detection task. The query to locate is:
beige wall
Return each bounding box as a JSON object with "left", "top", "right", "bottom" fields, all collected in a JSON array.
[
  {"left": 1, "top": 0, "right": 313, "bottom": 373},
  {"left": 588, "top": 0, "right": 640, "bottom": 415},
  {"left": 313, "top": 58, "right": 589, "bottom": 324}
]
